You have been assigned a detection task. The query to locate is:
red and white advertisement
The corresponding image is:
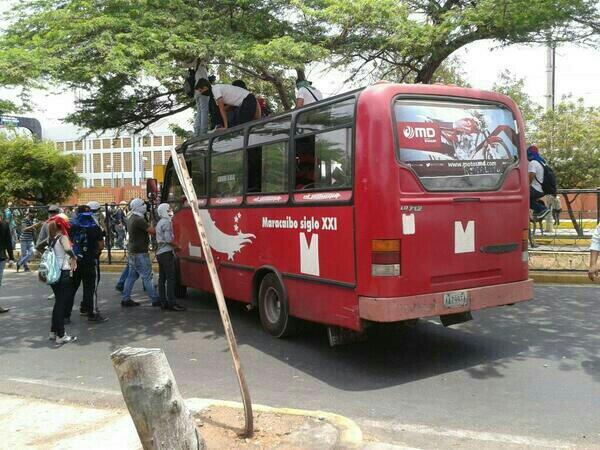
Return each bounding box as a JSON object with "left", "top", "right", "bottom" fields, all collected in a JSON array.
[{"left": 397, "top": 122, "right": 441, "bottom": 151}]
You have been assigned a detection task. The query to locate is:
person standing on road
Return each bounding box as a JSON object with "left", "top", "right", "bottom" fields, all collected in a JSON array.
[
  {"left": 4, "top": 202, "right": 18, "bottom": 249},
  {"left": 68, "top": 206, "right": 108, "bottom": 323},
  {"left": 121, "top": 198, "right": 160, "bottom": 307},
  {"left": 589, "top": 222, "right": 600, "bottom": 281},
  {"left": 17, "top": 208, "right": 38, "bottom": 273},
  {"left": 155, "top": 203, "right": 185, "bottom": 311},
  {"left": 527, "top": 145, "right": 550, "bottom": 220},
  {"left": 45, "top": 216, "right": 78, "bottom": 344},
  {"left": 0, "top": 215, "right": 15, "bottom": 314},
  {"left": 36, "top": 205, "right": 61, "bottom": 301}
]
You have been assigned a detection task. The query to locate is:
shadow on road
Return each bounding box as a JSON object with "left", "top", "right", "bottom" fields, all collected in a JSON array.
[{"left": 1, "top": 273, "right": 598, "bottom": 391}]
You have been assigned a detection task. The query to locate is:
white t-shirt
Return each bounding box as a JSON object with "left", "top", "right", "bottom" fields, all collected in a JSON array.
[
  {"left": 528, "top": 159, "right": 544, "bottom": 192},
  {"left": 53, "top": 234, "right": 72, "bottom": 270},
  {"left": 212, "top": 84, "right": 250, "bottom": 107},
  {"left": 297, "top": 86, "right": 323, "bottom": 105}
]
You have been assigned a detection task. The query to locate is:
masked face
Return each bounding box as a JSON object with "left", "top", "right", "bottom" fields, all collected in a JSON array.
[{"left": 167, "top": 209, "right": 174, "bottom": 217}]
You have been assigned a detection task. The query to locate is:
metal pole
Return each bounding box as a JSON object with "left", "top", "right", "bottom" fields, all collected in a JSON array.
[
  {"left": 596, "top": 188, "right": 599, "bottom": 225},
  {"left": 105, "top": 202, "right": 112, "bottom": 265},
  {"left": 169, "top": 148, "right": 253, "bottom": 437}
]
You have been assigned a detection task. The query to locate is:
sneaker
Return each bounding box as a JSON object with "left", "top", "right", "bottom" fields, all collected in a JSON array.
[
  {"left": 88, "top": 313, "right": 109, "bottom": 323},
  {"left": 48, "top": 332, "right": 56, "bottom": 340},
  {"left": 0, "top": 307, "right": 9, "bottom": 314},
  {"left": 23, "top": 265, "right": 31, "bottom": 273},
  {"left": 56, "top": 334, "right": 77, "bottom": 345},
  {"left": 47, "top": 294, "right": 55, "bottom": 301},
  {"left": 115, "top": 285, "right": 124, "bottom": 293},
  {"left": 166, "top": 304, "right": 186, "bottom": 312},
  {"left": 121, "top": 300, "right": 140, "bottom": 307}
]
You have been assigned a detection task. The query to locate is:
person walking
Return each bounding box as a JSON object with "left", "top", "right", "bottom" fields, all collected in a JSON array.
[
  {"left": 17, "top": 208, "right": 38, "bottom": 273},
  {"left": 68, "top": 205, "right": 108, "bottom": 323},
  {"left": 527, "top": 145, "right": 550, "bottom": 220},
  {"left": 45, "top": 215, "right": 78, "bottom": 344},
  {"left": 295, "top": 76, "right": 323, "bottom": 108},
  {"left": 0, "top": 215, "right": 15, "bottom": 314},
  {"left": 121, "top": 198, "right": 160, "bottom": 307},
  {"left": 155, "top": 204, "right": 185, "bottom": 311}
]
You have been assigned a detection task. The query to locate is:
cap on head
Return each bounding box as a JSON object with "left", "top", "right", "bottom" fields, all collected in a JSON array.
[
  {"left": 87, "top": 201, "right": 101, "bottom": 211},
  {"left": 527, "top": 145, "right": 539, "bottom": 154}
]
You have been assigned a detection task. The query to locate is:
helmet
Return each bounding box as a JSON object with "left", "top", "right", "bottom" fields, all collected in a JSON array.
[{"left": 87, "top": 201, "right": 101, "bottom": 211}]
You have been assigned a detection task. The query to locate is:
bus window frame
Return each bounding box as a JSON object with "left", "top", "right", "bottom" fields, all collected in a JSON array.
[
  {"left": 208, "top": 128, "right": 247, "bottom": 204},
  {"left": 290, "top": 96, "right": 357, "bottom": 201},
  {"left": 391, "top": 94, "right": 522, "bottom": 193}
]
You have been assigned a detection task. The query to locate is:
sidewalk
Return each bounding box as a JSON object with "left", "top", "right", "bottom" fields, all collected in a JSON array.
[{"left": 0, "top": 393, "right": 402, "bottom": 450}]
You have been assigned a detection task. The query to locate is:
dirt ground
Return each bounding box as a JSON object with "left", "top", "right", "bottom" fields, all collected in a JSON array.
[{"left": 195, "top": 406, "right": 326, "bottom": 450}]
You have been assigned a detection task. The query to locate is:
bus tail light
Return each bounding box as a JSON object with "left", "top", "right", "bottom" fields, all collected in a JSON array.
[
  {"left": 522, "top": 229, "right": 529, "bottom": 262},
  {"left": 372, "top": 240, "right": 401, "bottom": 276}
]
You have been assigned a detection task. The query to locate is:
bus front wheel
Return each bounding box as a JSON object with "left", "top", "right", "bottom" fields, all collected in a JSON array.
[{"left": 258, "top": 273, "right": 297, "bottom": 338}]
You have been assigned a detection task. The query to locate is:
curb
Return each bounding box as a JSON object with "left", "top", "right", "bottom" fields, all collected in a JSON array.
[
  {"left": 530, "top": 270, "right": 594, "bottom": 284},
  {"left": 186, "top": 398, "right": 363, "bottom": 448}
]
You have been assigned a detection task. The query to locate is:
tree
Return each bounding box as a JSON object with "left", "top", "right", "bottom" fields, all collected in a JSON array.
[
  {"left": 0, "top": 0, "right": 327, "bottom": 133},
  {"left": 304, "top": 0, "right": 599, "bottom": 84},
  {"left": 0, "top": 136, "right": 80, "bottom": 204},
  {"left": 492, "top": 70, "right": 542, "bottom": 139},
  {"left": 533, "top": 98, "right": 600, "bottom": 236}
]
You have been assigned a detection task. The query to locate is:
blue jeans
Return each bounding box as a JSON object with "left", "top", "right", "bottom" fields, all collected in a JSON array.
[
  {"left": 122, "top": 253, "right": 159, "bottom": 302},
  {"left": 0, "top": 259, "right": 5, "bottom": 286},
  {"left": 18, "top": 240, "right": 34, "bottom": 267},
  {"left": 116, "top": 264, "right": 129, "bottom": 289},
  {"left": 194, "top": 94, "right": 209, "bottom": 136}
]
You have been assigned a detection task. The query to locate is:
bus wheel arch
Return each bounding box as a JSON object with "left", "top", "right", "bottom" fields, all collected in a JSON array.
[{"left": 254, "top": 267, "right": 298, "bottom": 338}]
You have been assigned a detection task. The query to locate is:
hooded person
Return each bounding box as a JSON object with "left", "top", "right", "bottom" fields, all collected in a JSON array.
[
  {"left": 67, "top": 205, "right": 108, "bottom": 323},
  {"left": 155, "top": 203, "right": 185, "bottom": 311},
  {"left": 527, "top": 145, "right": 550, "bottom": 220},
  {"left": 122, "top": 198, "right": 161, "bottom": 307}
]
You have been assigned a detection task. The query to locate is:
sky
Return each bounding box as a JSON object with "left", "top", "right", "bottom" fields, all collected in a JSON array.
[{"left": 1, "top": 33, "right": 598, "bottom": 141}]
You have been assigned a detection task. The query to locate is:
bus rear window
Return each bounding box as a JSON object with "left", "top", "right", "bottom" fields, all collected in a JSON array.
[{"left": 394, "top": 99, "right": 519, "bottom": 191}]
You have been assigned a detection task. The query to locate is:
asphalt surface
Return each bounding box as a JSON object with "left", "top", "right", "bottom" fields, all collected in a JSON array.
[{"left": 0, "top": 270, "right": 599, "bottom": 448}]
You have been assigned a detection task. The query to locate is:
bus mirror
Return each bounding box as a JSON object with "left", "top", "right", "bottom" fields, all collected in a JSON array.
[{"left": 146, "top": 178, "right": 159, "bottom": 200}]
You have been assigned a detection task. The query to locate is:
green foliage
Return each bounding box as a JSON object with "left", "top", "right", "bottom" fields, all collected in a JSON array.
[
  {"left": 533, "top": 98, "right": 600, "bottom": 189},
  {"left": 305, "top": 0, "right": 599, "bottom": 84},
  {"left": 1, "top": 0, "right": 597, "bottom": 133},
  {"left": 0, "top": 136, "right": 80, "bottom": 204},
  {"left": 492, "top": 70, "right": 542, "bottom": 139}
]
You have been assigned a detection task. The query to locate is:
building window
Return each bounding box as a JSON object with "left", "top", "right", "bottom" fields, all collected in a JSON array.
[
  {"left": 113, "top": 153, "right": 123, "bottom": 171},
  {"left": 143, "top": 136, "right": 152, "bottom": 147},
  {"left": 93, "top": 139, "right": 101, "bottom": 150},
  {"left": 164, "top": 136, "right": 173, "bottom": 146},
  {"left": 122, "top": 137, "right": 132, "bottom": 148},
  {"left": 56, "top": 142, "right": 65, "bottom": 151},
  {"left": 75, "top": 141, "right": 83, "bottom": 151},
  {"left": 153, "top": 151, "right": 163, "bottom": 165},
  {"left": 153, "top": 136, "right": 162, "bottom": 147},
  {"left": 65, "top": 141, "right": 74, "bottom": 151},
  {"left": 123, "top": 153, "right": 132, "bottom": 172},
  {"left": 112, "top": 138, "right": 121, "bottom": 148},
  {"left": 102, "top": 139, "right": 111, "bottom": 148},
  {"left": 103, "top": 154, "right": 111, "bottom": 172},
  {"left": 93, "top": 154, "right": 101, "bottom": 172}
]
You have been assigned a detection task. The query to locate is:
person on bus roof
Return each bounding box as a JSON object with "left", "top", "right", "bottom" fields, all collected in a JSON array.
[
  {"left": 195, "top": 78, "right": 261, "bottom": 129},
  {"left": 527, "top": 145, "right": 550, "bottom": 220},
  {"left": 295, "top": 75, "right": 323, "bottom": 109}
]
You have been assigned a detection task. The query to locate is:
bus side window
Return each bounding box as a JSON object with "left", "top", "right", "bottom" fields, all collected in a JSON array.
[
  {"left": 247, "top": 117, "right": 290, "bottom": 194},
  {"left": 295, "top": 136, "right": 316, "bottom": 190},
  {"left": 211, "top": 151, "right": 244, "bottom": 197}
]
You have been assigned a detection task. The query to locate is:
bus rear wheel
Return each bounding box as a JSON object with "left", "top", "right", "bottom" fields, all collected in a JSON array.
[{"left": 258, "top": 273, "right": 297, "bottom": 338}]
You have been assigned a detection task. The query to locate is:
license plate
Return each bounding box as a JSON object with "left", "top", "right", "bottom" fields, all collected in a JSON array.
[{"left": 443, "top": 291, "right": 469, "bottom": 309}]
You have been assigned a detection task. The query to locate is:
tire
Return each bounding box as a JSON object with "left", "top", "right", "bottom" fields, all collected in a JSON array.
[
  {"left": 258, "top": 273, "right": 297, "bottom": 338},
  {"left": 174, "top": 258, "right": 187, "bottom": 299}
]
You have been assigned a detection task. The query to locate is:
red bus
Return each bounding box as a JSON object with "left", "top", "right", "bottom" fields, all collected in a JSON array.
[{"left": 163, "top": 83, "right": 533, "bottom": 342}]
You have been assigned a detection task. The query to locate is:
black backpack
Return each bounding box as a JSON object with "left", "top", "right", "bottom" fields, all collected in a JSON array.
[{"left": 540, "top": 161, "right": 557, "bottom": 195}]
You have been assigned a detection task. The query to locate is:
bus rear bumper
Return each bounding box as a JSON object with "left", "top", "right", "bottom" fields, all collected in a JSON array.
[{"left": 359, "top": 279, "right": 533, "bottom": 323}]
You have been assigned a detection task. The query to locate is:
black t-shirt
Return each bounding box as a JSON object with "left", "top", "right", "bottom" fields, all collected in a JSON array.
[{"left": 127, "top": 215, "right": 150, "bottom": 254}]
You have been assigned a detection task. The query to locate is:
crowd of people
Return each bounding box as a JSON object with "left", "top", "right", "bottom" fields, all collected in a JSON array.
[{"left": 0, "top": 199, "right": 184, "bottom": 345}]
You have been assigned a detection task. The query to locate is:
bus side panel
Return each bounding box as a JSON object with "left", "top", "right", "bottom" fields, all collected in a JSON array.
[{"left": 285, "top": 279, "right": 360, "bottom": 330}]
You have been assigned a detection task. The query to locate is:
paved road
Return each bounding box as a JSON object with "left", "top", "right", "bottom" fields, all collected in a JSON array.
[{"left": 0, "top": 270, "right": 599, "bottom": 448}]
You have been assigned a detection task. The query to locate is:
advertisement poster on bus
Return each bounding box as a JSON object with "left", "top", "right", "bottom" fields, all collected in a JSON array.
[{"left": 395, "top": 101, "right": 519, "bottom": 179}]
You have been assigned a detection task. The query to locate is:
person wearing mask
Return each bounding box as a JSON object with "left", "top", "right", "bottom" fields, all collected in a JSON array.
[
  {"left": 45, "top": 215, "right": 78, "bottom": 344},
  {"left": 155, "top": 204, "right": 185, "bottom": 311},
  {"left": 17, "top": 208, "right": 38, "bottom": 273},
  {"left": 121, "top": 198, "right": 160, "bottom": 307},
  {"left": 527, "top": 145, "right": 550, "bottom": 220},
  {"left": 295, "top": 76, "right": 323, "bottom": 108},
  {"left": 194, "top": 78, "right": 261, "bottom": 129},
  {"left": 0, "top": 215, "right": 15, "bottom": 313},
  {"left": 69, "top": 205, "right": 108, "bottom": 323},
  {"left": 4, "top": 202, "right": 18, "bottom": 249}
]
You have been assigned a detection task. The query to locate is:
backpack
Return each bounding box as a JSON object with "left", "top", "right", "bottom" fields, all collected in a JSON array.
[
  {"left": 183, "top": 67, "right": 196, "bottom": 98},
  {"left": 70, "top": 224, "right": 90, "bottom": 262},
  {"left": 539, "top": 161, "right": 558, "bottom": 195},
  {"left": 38, "top": 236, "right": 61, "bottom": 285}
]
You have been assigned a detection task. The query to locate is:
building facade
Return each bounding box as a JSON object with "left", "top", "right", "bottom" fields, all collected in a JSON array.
[{"left": 54, "top": 133, "right": 184, "bottom": 189}]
